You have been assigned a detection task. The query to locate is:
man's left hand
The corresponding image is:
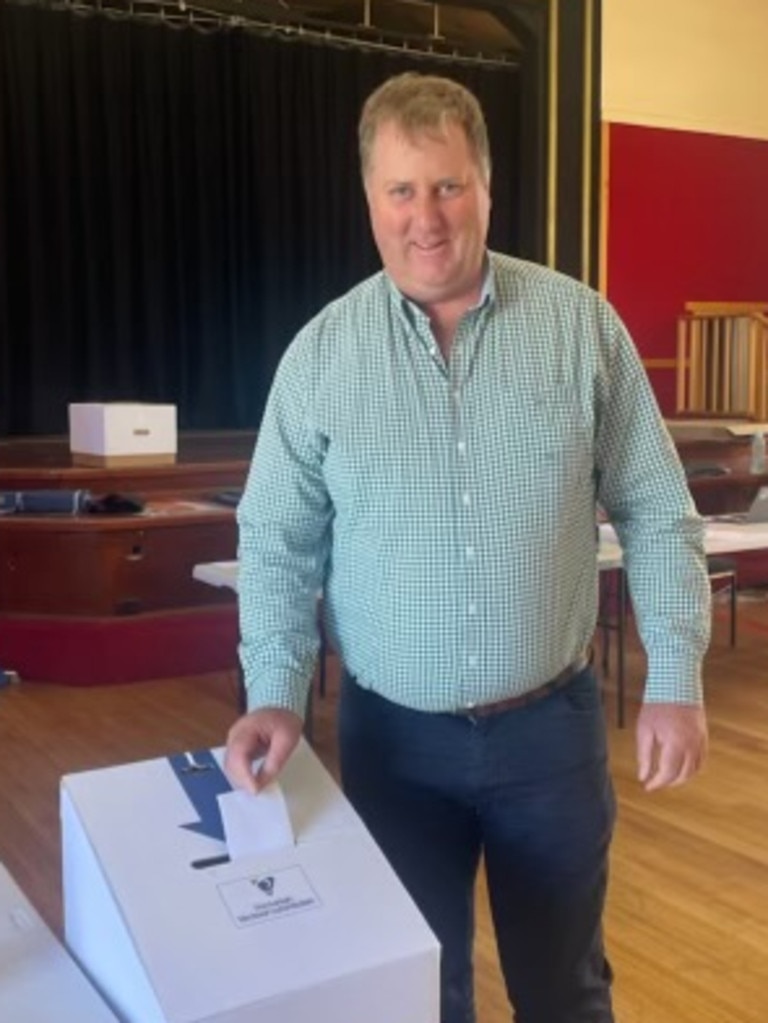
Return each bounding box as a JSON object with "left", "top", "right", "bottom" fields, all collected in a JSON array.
[{"left": 636, "top": 703, "right": 708, "bottom": 792}]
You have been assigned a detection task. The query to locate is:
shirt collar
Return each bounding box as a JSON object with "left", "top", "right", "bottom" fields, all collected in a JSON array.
[{"left": 385, "top": 254, "right": 495, "bottom": 324}]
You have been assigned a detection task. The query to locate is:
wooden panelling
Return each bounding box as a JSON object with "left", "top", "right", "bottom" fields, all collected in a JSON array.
[{"left": 0, "top": 502, "right": 237, "bottom": 616}]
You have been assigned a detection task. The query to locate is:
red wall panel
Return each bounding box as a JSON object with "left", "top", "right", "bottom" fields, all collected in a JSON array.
[{"left": 605, "top": 122, "right": 768, "bottom": 412}]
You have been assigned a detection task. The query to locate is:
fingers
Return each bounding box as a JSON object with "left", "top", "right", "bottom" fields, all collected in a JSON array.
[
  {"left": 636, "top": 704, "right": 708, "bottom": 793},
  {"left": 224, "top": 717, "right": 262, "bottom": 795},
  {"left": 636, "top": 723, "right": 655, "bottom": 786},
  {"left": 642, "top": 745, "right": 693, "bottom": 792},
  {"left": 258, "top": 725, "right": 301, "bottom": 788},
  {"left": 224, "top": 708, "right": 303, "bottom": 794}
]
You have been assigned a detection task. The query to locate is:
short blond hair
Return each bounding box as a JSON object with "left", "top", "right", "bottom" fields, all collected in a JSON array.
[{"left": 359, "top": 72, "right": 491, "bottom": 185}]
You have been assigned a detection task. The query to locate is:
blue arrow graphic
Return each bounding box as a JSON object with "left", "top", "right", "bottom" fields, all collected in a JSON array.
[{"left": 168, "top": 749, "right": 232, "bottom": 842}]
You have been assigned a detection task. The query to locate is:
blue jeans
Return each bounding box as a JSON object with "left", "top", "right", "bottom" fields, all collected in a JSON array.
[{"left": 339, "top": 665, "right": 616, "bottom": 1023}]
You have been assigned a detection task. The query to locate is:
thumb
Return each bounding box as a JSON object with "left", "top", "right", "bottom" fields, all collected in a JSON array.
[
  {"left": 256, "top": 726, "right": 300, "bottom": 790},
  {"left": 224, "top": 737, "right": 260, "bottom": 796}
]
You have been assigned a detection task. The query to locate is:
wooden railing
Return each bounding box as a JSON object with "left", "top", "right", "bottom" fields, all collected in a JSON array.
[{"left": 677, "top": 302, "right": 768, "bottom": 421}]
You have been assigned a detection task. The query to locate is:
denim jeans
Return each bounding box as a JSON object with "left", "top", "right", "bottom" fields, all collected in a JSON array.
[{"left": 338, "top": 665, "right": 616, "bottom": 1023}]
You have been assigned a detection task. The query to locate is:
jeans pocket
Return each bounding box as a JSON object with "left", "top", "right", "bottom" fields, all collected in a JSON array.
[{"left": 562, "top": 668, "right": 601, "bottom": 714}]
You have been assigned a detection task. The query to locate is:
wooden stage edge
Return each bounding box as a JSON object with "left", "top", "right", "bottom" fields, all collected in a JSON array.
[
  {"left": 0, "top": 429, "right": 257, "bottom": 494},
  {"left": 2, "top": 427, "right": 766, "bottom": 509}
]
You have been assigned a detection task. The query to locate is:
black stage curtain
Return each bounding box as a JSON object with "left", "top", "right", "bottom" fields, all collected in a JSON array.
[{"left": 0, "top": 2, "right": 521, "bottom": 435}]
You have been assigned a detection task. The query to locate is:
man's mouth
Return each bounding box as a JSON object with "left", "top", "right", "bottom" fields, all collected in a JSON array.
[{"left": 411, "top": 240, "right": 448, "bottom": 253}]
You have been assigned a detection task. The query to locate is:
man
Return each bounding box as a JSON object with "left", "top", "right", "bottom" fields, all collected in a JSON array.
[{"left": 225, "top": 73, "right": 710, "bottom": 1023}]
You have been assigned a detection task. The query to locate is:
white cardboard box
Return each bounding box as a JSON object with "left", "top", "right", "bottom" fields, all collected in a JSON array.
[
  {"left": 0, "top": 861, "right": 119, "bottom": 1022},
  {"left": 61, "top": 741, "right": 439, "bottom": 1023},
  {"left": 68, "top": 402, "right": 177, "bottom": 467}
]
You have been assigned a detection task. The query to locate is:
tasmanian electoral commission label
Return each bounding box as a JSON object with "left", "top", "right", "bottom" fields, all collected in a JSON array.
[{"left": 218, "top": 866, "right": 322, "bottom": 927}]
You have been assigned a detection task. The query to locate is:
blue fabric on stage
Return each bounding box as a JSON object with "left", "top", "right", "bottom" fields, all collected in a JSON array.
[{"left": 0, "top": 490, "right": 92, "bottom": 514}]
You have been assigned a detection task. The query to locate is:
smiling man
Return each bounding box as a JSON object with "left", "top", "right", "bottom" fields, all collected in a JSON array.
[
  {"left": 362, "top": 113, "right": 490, "bottom": 348},
  {"left": 226, "top": 73, "right": 711, "bottom": 1023}
]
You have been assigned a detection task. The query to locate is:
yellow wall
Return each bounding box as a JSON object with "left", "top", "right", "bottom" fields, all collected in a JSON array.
[{"left": 602, "top": 0, "right": 768, "bottom": 141}]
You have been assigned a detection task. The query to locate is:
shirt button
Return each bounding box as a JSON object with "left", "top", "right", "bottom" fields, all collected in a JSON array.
[
  {"left": 468, "top": 655, "right": 478, "bottom": 669},
  {"left": 462, "top": 492, "right": 470, "bottom": 506},
  {"left": 468, "top": 602, "right": 477, "bottom": 615},
  {"left": 466, "top": 546, "right": 475, "bottom": 559},
  {"left": 457, "top": 440, "right": 465, "bottom": 454}
]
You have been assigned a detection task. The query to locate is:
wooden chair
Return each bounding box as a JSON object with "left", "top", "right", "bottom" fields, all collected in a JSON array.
[{"left": 677, "top": 302, "right": 768, "bottom": 421}]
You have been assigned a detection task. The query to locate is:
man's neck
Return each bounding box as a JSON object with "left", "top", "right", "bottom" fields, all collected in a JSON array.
[{"left": 424, "top": 291, "right": 483, "bottom": 357}]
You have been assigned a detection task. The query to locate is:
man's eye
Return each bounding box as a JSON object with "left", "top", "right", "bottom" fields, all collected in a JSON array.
[
  {"left": 389, "top": 185, "right": 413, "bottom": 200},
  {"left": 439, "top": 182, "right": 463, "bottom": 197}
]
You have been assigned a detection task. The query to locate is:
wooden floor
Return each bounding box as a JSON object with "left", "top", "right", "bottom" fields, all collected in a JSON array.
[{"left": 1, "top": 597, "right": 767, "bottom": 1021}]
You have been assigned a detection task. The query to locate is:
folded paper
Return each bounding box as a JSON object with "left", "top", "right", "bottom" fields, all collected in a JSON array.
[{"left": 218, "top": 784, "right": 295, "bottom": 860}]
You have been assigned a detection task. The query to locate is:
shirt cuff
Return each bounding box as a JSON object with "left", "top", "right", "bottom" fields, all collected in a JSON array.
[
  {"left": 243, "top": 673, "right": 311, "bottom": 719},
  {"left": 642, "top": 649, "right": 704, "bottom": 705}
]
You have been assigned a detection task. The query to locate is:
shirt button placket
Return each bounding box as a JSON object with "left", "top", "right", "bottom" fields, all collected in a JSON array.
[
  {"left": 460, "top": 441, "right": 480, "bottom": 700},
  {"left": 453, "top": 364, "right": 479, "bottom": 706}
]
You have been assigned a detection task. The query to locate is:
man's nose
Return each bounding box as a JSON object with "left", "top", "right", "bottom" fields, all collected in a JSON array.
[{"left": 412, "top": 192, "right": 443, "bottom": 227}]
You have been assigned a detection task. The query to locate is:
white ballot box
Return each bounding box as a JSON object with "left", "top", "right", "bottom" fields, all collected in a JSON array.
[
  {"left": 68, "top": 402, "right": 177, "bottom": 467},
  {"left": 0, "top": 861, "right": 119, "bottom": 1022},
  {"left": 61, "top": 740, "right": 439, "bottom": 1023}
]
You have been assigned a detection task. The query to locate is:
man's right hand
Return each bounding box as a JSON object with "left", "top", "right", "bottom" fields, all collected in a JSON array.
[{"left": 224, "top": 708, "right": 304, "bottom": 794}]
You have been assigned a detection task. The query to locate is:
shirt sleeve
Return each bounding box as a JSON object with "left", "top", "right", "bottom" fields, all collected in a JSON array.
[
  {"left": 236, "top": 336, "right": 332, "bottom": 718},
  {"left": 594, "top": 305, "right": 711, "bottom": 705}
]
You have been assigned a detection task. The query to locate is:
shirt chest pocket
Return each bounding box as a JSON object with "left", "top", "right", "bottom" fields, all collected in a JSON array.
[
  {"left": 484, "top": 385, "right": 594, "bottom": 493},
  {"left": 538, "top": 386, "right": 591, "bottom": 465}
]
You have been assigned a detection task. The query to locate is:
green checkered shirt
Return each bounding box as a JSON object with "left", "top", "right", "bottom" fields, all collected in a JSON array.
[{"left": 237, "top": 252, "right": 710, "bottom": 716}]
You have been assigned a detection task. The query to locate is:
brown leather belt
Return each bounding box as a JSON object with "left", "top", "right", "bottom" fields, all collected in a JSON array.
[{"left": 457, "top": 655, "right": 589, "bottom": 718}]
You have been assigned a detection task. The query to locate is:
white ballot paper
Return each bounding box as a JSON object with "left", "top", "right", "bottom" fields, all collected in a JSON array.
[{"left": 218, "top": 783, "right": 295, "bottom": 860}]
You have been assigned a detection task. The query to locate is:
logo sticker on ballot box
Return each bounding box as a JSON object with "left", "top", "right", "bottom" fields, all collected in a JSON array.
[{"left": 218, "top": 866, "right": 322, "bottom": 927}]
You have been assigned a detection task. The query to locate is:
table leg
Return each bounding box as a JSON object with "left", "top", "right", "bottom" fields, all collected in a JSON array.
[{"left": 617, "top": 569, "right": 626, "bottom": 729}]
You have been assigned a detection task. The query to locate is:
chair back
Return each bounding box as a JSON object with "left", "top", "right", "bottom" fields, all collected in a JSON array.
[{"left": 677, "top": 302, "right": 768, "bottom": 421}]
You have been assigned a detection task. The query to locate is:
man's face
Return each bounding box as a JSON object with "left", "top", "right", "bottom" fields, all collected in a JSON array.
[{"left": 364, "top": 119, "right": 491, "bottom": 308}]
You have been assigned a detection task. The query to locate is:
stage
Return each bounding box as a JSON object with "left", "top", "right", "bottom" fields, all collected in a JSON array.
[{"left": 0, "top": 432, "right": 253, "bottom": 685}]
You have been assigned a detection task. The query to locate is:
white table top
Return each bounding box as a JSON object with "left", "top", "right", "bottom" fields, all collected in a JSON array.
[
  {"left": 194, "top": 520, "right": 768, "bottom": 594},
  {"left": 193, "top": 560, "right": 240, "bottom": 591},
  {"left": 702, "top": 520, "right": 768, "bottom": 553},
  {"left": 599, "top": 520, "right": 768, "bottom": 569}
]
